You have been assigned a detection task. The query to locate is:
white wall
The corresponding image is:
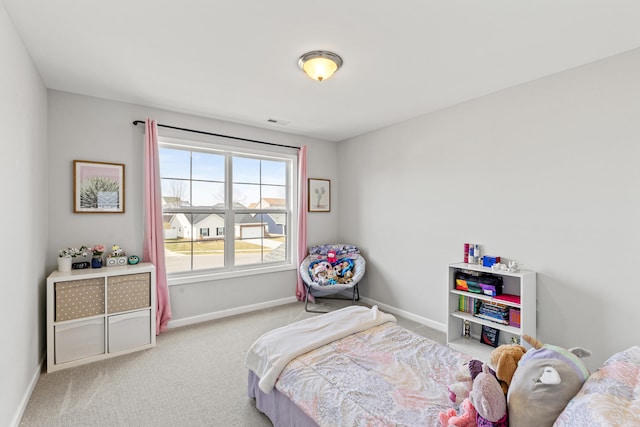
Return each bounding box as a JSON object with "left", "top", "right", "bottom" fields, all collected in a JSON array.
[
  {"left": 339, "top": 48, "right": 640, "bottom": 370},
  {"left": 0, "top": 3, "right": 48, "bottom": 426},
  {"left": 47, "top": 91, "right": 339, "bottom": 323}
]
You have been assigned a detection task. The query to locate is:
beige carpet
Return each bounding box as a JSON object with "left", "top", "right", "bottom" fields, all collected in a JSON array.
[{"left": 20, "top": 301, "right": 444, "bottom": 426}]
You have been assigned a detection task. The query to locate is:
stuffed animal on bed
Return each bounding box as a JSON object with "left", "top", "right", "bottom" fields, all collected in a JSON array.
[
  {"left": 469, "top": 364, "right": 508, "bottom": 427},
  {"left": 489, "top": 344, "right": 527, "bottom": 395},
  {"left": 468, "top": 359, "right": 485, "bottom": 380},
  {"left": 507, "top": 335, "right": 591, "bottom": 427},
  {"left": 438, "top": 397, "right": 477, "bottom": 427},
  {"left": 441, "top": 359, "right": 504, "bottom": 427},
  {"left": 447, "top": 362, "right": 474, "bottom": 405},
  {"left": 447, "top": 359, "right": 491, "bottom": 405}
]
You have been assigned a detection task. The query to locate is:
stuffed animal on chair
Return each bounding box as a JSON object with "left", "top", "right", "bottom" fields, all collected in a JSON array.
[
  {"left": 324, "top": 268, "right": 338, "bottom": 285},
  {"left": 309, "top": 260, "right": 332, "bottom": 284}
]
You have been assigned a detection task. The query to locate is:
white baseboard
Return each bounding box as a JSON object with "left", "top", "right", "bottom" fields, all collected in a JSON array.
[
  {"left": 360, "top": 296, "right": 447, "bottom": 332},
  {"left": 167, "top": 296, "right": 298, "bottom": 329},
  {"left": 166, "top": 295, "right": 445, "bottom": 333},
  {"left": 11, "top": 352, "right": 45, "bottom": 427}
]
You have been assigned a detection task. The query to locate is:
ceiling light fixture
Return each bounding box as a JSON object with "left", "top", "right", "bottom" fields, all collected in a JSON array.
[{"left": 298, "top": 50, "right": 343, "bottom": 82}]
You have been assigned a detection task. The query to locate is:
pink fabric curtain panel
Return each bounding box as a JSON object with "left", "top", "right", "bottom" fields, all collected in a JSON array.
[
  {"left": 143, "top": 119, "right": 172, "bottom": 333},
  {"left": 296, "top": 145, "right": 312, "bottom": 302}
]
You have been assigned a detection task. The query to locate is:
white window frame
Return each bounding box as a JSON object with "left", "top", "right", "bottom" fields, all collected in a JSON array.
[{"left": 158, "top": 136, "right": 299, "bottom": 286}]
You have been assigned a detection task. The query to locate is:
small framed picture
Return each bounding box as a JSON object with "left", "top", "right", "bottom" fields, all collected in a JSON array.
[
  {"left": 74, "top": 160, "right": 125, "bottom": 213},
  {"left": 308, "top": 178, "right": 331, "bottom": 212}
]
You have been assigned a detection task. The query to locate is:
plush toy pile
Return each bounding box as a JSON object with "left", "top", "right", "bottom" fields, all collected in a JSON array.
[
  {"left": 439, "top": 336, "right": 591, "bottom": 427},
  {"left": 308, "top": 257, "right": 354, "bottom": 286},
  {"left": 446, "top": 359, "right": 484, "bottom": 405},
  {"left": 440, "top": 353, "right": 513, "bottom": 427},
  {"left": 307, "top": 244, "right": 360, "bottom": 286}
]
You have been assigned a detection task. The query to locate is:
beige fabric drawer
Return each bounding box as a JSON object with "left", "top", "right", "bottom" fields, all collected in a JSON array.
[
  {"left": 55, "top": 278, "right": 105, "bottom": 322},
  {"left": 107, "top": 273, "right": 151, "bottom": 314}
]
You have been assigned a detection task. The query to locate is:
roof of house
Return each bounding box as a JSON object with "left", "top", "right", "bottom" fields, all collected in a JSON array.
[
  {"left": 164, "top": 202, "right": 282, "bottom": 226},
  {"left": 248, "top": 198, "right": 285, "bottom": 209}
]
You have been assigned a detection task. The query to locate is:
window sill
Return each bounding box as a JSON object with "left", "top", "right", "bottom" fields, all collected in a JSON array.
[{"left": 167, "top": 263, "right": 297, "bottom": 286}]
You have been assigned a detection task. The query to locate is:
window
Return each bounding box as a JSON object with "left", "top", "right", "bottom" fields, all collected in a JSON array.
[{"left": 158, "top": 138, "right": 297, "bottom": 278}]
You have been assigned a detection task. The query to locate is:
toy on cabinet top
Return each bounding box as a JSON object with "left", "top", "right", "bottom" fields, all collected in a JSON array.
[
  {"left": 109, "top": 244, "right": 124, "bottom": 257},
  {"left": 106, "top": 244, "right": 127, "bottom": 267}
]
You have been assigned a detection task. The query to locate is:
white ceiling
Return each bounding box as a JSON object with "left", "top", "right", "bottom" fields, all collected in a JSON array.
[{"left": 5, "top": 1, "right": 640, "bottom": 142}]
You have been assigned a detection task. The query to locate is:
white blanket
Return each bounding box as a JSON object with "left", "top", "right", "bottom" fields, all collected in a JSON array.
[{"left": 245, "top": 305, "right": 396, "bottom": 393}]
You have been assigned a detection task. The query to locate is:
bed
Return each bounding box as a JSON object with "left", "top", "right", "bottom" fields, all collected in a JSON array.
[
  {"left": 245, "top": 305, "right": 471, "bottom": 426},
  {"left": 552, "top": 345, "right": 640, "bottom": 426},
  {"left": 246, "top": 305, "right": 640, "bottom": 427}
]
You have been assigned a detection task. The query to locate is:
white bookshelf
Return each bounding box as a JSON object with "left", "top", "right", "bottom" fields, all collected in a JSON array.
[{"left": 447, "top": 262, "right": 536, "bottom": 361}]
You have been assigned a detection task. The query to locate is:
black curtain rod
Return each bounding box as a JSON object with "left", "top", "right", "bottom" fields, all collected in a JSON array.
[{"left": 132, "top": 120, "right": 299, "bottom": 150}]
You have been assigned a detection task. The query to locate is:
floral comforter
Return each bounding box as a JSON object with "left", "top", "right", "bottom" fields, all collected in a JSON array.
[
  {"left": 274, "top": 322, "right": 471, "bottom": 427},
  {"left": 553, "top": 345, "right": 640, "bottom": 426}
]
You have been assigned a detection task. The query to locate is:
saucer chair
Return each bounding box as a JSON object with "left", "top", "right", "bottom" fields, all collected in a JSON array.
[{"left": 299, "top": 245, "right": 366, "bottom": 313}]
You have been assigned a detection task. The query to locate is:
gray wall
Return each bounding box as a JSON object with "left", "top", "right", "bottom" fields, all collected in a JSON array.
[
  {"left": 0, "top": 3, "right": 48, "bottom": 425},
  {"left": 47, "top": 91, "right": 340, "bottom": 323},
  {"left": 338, "top": 47, "right": 640, "bottom": 370}
]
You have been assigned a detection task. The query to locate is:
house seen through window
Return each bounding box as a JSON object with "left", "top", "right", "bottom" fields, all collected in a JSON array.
[{"left": 158, "top": 138, "right": 296, "bottom": 276}]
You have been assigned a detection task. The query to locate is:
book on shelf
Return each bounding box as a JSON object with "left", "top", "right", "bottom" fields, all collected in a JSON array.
[
  {"left": 458, "top": 295, "right": 478, "bottom": 314},
  {"left": 474, "top": 313, "right": 509, "bottom": 325},
  {"left": 474, "top": 300, "right": 510, "bottom": 325}
]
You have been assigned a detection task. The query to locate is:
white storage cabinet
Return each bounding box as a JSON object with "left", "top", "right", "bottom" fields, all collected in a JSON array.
[
  {"left": 47, "top": 263, "right": 156, "bottom": 372},
  {"left": 447, "top": 262, "right": 536, "bottom": 361}
]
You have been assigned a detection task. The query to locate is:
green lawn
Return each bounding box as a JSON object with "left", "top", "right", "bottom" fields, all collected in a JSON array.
[{"left": 164, "top": 237, "right": 284, "bottom": 254}]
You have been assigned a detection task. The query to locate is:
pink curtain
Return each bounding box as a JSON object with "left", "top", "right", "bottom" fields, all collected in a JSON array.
[
  {"left": 143, "top": 119, "right": 172, "bottom": 333},
  {"left": 296, "top": 145, "right": 312, "bottom": 301}
]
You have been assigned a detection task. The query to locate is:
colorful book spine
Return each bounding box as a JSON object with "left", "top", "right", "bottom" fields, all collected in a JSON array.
[
  {"left": 474, "top": 300, "right": 510, "bottom": 324},
  {"left": 475, "top": 313, "right": 509, "bottom": 325},
  {"left": 458, "top": 295, "right": 476, "bottom": 314}
]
